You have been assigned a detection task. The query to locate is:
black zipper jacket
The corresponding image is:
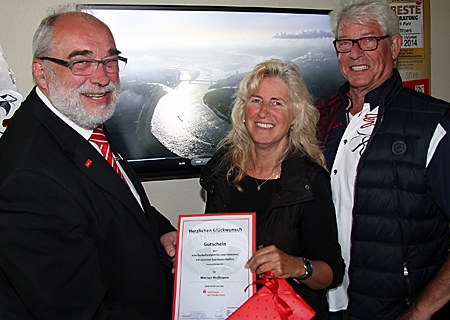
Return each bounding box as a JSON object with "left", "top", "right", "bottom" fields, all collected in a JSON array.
[
  {"left": 315, "top": 69, "right": 450, "bottom": 319},
  {"left": 200, "top": 150, "right": 344, "bottom": 319}
]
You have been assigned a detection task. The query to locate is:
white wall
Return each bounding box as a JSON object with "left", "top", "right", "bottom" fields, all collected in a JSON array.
[{"left": 1, "top": 0, "right": 449, "bottom": 226}]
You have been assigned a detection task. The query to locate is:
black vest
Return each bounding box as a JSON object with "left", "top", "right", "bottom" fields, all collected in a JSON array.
[{"left": 348, "top": 87, "right": 449, "bottom": 319}]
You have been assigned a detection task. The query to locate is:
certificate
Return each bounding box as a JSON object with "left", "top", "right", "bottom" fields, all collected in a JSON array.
[{"left": 172, "top": 213, "right": 255, "bottom": 320}]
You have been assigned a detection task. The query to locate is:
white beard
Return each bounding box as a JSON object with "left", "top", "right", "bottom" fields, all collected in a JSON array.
[{"left": 47, "top": 74, "right": 120, "bottom": 130}]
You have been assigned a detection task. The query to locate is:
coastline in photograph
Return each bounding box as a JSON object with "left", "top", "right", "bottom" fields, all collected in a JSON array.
[{"left": 90, "top": 8, "right": 344, "bottom": 167}]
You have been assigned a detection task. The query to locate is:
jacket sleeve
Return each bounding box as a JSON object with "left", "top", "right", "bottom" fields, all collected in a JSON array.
[
  {"left": 302, "top": 170, "right": 345, "bottom": 289},
  {"left": 0, "top": 170, "right": 150, "bottom": 320},
  {"left": 149, "top": 204, "right": 177, "bottom": 236},
  {"left": 119, "top": 157, "right": 176, "bottom": 238},
  {"left": 315, "top": 91, "right": 341, "bottom": 146}
]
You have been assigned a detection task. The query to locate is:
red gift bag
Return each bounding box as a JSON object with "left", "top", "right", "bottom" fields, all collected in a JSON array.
[{"left": 227, "top": 272, "right": 315, "bottom": 320}]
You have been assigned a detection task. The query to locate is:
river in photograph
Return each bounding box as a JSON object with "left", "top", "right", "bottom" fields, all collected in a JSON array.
[
  {"left": 106, "top": 37, "right": 344, "bottom": 168},
  {"left": 91, "top": 8, "right": 345, "bottom": 176},
  {"left": 143, "top": 37, "right": 343, "bottom": 160},
  {"left": 150, "top": 69, "right": 231, "bottom": 159}
]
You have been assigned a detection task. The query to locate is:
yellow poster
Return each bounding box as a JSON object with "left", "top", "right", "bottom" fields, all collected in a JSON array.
[{"left": 389, "top": 0, "right": 430, "bottom": 94}]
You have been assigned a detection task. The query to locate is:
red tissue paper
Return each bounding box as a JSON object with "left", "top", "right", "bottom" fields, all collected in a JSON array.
[{"left": 227, "top": 271, "right": 315, "bottom": 320}]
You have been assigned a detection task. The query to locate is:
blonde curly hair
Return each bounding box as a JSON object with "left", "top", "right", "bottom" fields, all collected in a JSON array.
[{"left": 219, "top": 58, "right": 326, "bottom": 189}]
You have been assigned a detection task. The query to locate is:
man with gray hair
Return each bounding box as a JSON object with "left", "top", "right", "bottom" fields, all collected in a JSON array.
[
  {"left": 0, "top": 7, "right": 176, "bottom": 319},
  {"left": 316, "top": 0, "right": 450, "bottom": 319}
]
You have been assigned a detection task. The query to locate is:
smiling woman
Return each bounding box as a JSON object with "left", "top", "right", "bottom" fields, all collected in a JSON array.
[
  {"left": 200, "top": 58, "right": 345, "bottom": 319},
  {"left": 244, "top": 76, "right": 294, "bottom": 155}
]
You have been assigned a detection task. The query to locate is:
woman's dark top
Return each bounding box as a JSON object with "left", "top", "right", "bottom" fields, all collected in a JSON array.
[{"left": 200, "top": 149, "right": 345, "bottom": 320}]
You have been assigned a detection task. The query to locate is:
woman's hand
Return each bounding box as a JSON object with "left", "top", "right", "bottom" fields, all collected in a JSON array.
[
  {"left": 245, "top": 245, "right": 333, "bottom": 290},
  {"left": 245, "top": 245, "right": 303, "bottom": 279}
]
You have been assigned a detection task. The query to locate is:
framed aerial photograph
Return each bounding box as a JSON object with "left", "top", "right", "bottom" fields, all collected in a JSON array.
[{"left": 80, "top": 5, "right": 344, "bottom": 179}]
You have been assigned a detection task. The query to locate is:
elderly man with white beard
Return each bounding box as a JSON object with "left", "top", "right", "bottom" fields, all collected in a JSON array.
[{"left": 0, "top": 7, "right": 177, "bottom": 320}]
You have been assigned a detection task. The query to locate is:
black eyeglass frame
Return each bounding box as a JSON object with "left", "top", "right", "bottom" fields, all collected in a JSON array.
[
  {"left": 38, "top": 56, "right": 128, "bottom": 75},
  {"left": 333, "top": 35, "right": 390, "bottom": 53}
]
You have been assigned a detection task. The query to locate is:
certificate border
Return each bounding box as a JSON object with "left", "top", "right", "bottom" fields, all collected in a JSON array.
[{"left": 172, "top": 213, "right": 256, "bottom": 320}]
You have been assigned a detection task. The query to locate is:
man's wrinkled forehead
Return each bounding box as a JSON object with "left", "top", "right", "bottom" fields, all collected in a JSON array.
[
  {"left": 66, "top": 48, "right": 121, "bottom": 59},
  {"left": 337, "top": 17, "right": 383, "bottom": 36}
]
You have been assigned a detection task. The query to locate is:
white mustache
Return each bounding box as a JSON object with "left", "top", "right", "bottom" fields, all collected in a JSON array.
[{"left": 78, "top": 81, "right": 118, "bottom": 96}]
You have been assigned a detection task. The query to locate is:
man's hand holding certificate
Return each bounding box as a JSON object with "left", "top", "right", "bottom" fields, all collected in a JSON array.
[{"left": 172, "top": 213, "right": 255, "bottom": 320}]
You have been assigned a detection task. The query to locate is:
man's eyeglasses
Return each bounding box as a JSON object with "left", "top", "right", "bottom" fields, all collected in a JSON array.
[
  {"left": 38, "top": 56, "right": 128, "bottom": 76},
  {"left": 333, "top": 35, "right": 390, "bottom": 53}
]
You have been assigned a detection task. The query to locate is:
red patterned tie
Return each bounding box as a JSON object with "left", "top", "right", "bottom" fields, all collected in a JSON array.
[{"left": 90, "top": 126, "right": 128, "bottom": 185}]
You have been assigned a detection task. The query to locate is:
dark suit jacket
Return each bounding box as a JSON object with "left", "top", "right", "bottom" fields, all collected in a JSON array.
[{"left": 0, "top": 88, "right": 176, "bottom": 319}]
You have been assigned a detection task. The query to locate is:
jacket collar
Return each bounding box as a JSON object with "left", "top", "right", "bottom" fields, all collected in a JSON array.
[
  {"left": 26, "top": 88, "right": 163, "bottom": 246},
  {"left": 338, "top": 69, "right": 403, "bottom": 112},
  {"left": 277, "top": 153, "right": 323, "bottom": 194},
  {"left": 202, "top": 149, "right": 323, "bottom": 207}
]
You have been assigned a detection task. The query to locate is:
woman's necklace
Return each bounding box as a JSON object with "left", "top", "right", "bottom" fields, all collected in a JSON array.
[{"left": 254, "top": 170, "right": 280, "bottom": 191}]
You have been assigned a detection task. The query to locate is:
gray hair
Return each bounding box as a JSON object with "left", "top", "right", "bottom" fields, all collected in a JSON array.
[
  {"left": 32, "top": 4, "right": 81, "bottom": 59},
  {"left": 329, "top": 0, "right": 400, "bottom": 38},
  {"left": 32, "top": 5, "right": 112, "bottom": 84}
]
